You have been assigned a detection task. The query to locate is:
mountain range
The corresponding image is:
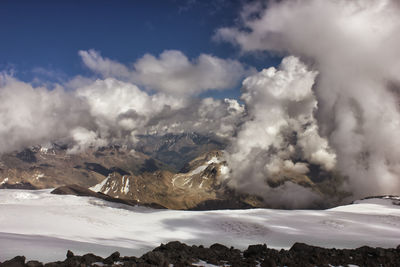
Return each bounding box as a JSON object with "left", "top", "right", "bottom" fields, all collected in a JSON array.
[{"left": 0, "top": 133, "right": 348, "bottom": 209}]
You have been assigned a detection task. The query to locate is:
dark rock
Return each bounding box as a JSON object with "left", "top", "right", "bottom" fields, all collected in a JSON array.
[
  {"left": 0, "top": 182, "right": 37, "bottom": 190},
  {"left": 290, "top": 242, "right": 315, "bottom": 253},
  {"left": 0, "top": 256, "right": 26, "bottom": 267},
  {"left": 356, "top": 245, "right": 379, "bottom": 257},
  {"left": 81, "top": 253, "right": 103, "bottom": 264},
  {"left": 164, "top": 241, "right": 187, "bottom": 251},
  {"left": 142, "top": 251, "right": 168, "bottom": 265},
  {"left": 244, "top": 244, "right": 268, "bottom": 258},
  {"left": 4, "top": 242, "right": 400, "bottom": 267},
  {"left": 26, "top": 261, "right": 43, "bottom": 267},
  {"left": 43, "top": 262, "right": 62, "bottom": 267},
  {"left": 190, "top": 198, "right": 255, "bottom": 211},
  {"left": 16, "top": 149, "right": 37, "bottom": 163},
  {"left": 66, "top": 250, "right": 74, "bottom": 259},
  {"left": 261, "top": 257, "right": 277, "bottom": 267},
  {"left": 103, "top": 251, "right": 120, "bottom": 264},
  {"left": 84, "top": 162, "right": 111, "bottom": 176},
  {"left": 62, "top": 256, "right": 82, "bottom": 267},
  {"left": 209, "top": 243, "right": 229, "bottom": 253}
]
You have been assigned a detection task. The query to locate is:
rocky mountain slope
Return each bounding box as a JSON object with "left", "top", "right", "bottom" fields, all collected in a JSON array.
[
  {"left": 0, "top": 133, "right": 347, "bottom": 209},
  {"left": 0, "top": 144, "right": 166, "bottom": 189},
  {"left": 134, "top": 132, "right": 226, "bottom": 171},
  {"left": 86, "top": 149, "right": 347, "bottom": 209},
  {"left": 87, "top": 150, "right": 264, "bottom": 209},
  {"left": 0, "top": 133, "right": 221, "bottom": 188}
]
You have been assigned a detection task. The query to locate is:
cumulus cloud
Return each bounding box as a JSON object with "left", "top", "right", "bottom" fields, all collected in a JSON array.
[
  {"left": 145, "top": 97, "right": 244, "bottom": 138},
  {"left": 0, "top": 70, "right": 245, "bottom": 155},
  {"left": 0, "top": 74, "right": 92, "bottom": 153},
  {"left": 224, "top": 56, "right": 335, "bottom": 208},
  {"left": 132, "top": 50, "right": 250, "bottom": 95},
  {"left": 79, "top": 49, "right": 251, "bottom": 96},
  {"left": 74, "top": 78, "right": 244, "bottom": 143},
  {"left": 217, "top": 0, "right": 400, "bottom": 198}
]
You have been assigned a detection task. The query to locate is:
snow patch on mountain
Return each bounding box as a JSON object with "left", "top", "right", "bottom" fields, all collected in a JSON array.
[
  {"left": 0, "top": 177, "right": 8, "bottom": 185},
  {"left": 191, "top": 156, "right": 221, "bottom": 175},
  {"left": 89, "top": 176, "right": 110, "bottom": 192},
  {"left": 34, "top": 173, "right": 45, "bottom": 180},
  {"left": 122, "top": 176, "right": 130, "bottom": 194}
]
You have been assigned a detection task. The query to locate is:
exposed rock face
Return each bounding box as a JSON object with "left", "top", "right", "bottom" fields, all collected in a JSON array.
[
  {"left": 135, "top": 132, "right": 226, "bottom": 171},
  {"left": 0, "top": 182, "right": 37, "bottom": 190},
  {"left": 0, "top": 133, "right": 224, "bottom": 190},
  {"left": 89, "top": 149, "right": 347, "bottom": 209},
  {"left": 0, "top": 143, "right": 169, "bottom": 190},
  {"left": 1, "top": 241, "right": 399, "bottom": 267},
  {"left": 88, "top": 150, "right": 265, "bottom": 209},
  {"left": 0, "top": 133, "right": 347, "bottom": 209}
]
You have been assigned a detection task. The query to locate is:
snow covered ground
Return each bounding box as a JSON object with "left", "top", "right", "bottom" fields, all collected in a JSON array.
[{"left": 0, "top": 189, "right": 399, "bottom": 262}]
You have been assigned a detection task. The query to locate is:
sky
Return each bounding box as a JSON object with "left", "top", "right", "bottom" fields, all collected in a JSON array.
[{"left": 0, "top": 0, "right": 280, "bottom": 99}]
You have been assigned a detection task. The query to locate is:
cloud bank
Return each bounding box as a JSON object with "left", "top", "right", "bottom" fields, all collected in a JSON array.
[
  {"left": 217, "top": 0, "right": 400, "bottom": 199},
  {"left": 0, "top": 74, "right": 91, "bottom": 153},
  {"left": 0, "top": 51, "right": 245, "bottom": 154}
]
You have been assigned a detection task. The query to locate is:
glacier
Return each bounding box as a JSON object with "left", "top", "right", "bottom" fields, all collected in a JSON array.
[{"left": 0, "top": 189, "right": 399, "bottom": 263}]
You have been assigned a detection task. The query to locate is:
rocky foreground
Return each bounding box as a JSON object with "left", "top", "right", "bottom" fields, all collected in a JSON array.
[{"left": 1, "top": 241, "right": 400, "bottom": 267}]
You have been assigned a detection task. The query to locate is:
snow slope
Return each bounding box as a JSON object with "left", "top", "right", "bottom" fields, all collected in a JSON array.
[{"left": 0, "top": 189, "right": 399, "bottom": 262}]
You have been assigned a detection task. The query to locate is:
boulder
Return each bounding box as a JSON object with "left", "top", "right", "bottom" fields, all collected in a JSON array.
[{"left": 0, "top": 256, "right": 26, "bottom": 267}]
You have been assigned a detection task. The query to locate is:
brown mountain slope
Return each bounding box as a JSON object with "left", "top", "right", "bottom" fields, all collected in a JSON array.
[
  {"left": 0, "top": 144, "right": 168, "bottom": 189},
  {"left": 88, "top": 150, "right": 345, "bottom": 209},
  {"left": 0, "top": 142, "right": 348, "bottom": 209},
  {"left": 88, "top": 151, "right": 231, "bottom": 209}
]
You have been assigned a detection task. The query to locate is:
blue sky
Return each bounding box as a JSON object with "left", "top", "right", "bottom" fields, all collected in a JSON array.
[{"left": 0, "top": 0, "right": 281, "bottom": 99}]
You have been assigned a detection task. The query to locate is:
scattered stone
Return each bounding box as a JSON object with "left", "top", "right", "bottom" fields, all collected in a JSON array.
[{"left": 1, "top": 242, "right": 400, "bottom": 267}]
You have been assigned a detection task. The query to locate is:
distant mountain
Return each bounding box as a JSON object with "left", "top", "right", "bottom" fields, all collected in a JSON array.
[
  {"left": 0, "top": 143, "right": 167, "bottom": 189},
  {"left": 88, "top": 150, "right": 264, "bottom": 209},
  {"left": 0, "top": 133, "right": 347, "bottom": 209},
  {"left": 0, "top": 133, "right": 226, "bottom": 191},
  {"left": 134, "top": 132, "right": 226, "bottom": 171},
  {"left": 88, "top": 150, "right": 348, "bottom": 209}
]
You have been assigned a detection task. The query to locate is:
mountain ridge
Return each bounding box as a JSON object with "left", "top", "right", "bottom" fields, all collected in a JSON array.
[{"left": 0, "top": 133, "right": 348, "bottom": 209}]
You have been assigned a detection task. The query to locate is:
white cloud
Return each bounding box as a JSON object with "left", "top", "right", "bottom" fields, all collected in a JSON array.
[
  {"left": 0, "top": 73, "right": 91, "bottom": 153},
  {"left": 78, "top": 50, "right": 131, "bottom": 79},
  {"left": 133, "top": 50, "right": 250, "bottom": 95},
  {"left": 218, "top": 0, "right": 400, "bottom": 198},
  {"left": 224, "top": 56, "right": 335, "bottom": 207},
  {"left": 79, "top": 49, "right": 251, "bottom": 96},
  {"left": 0, "top": 71, "right": 245, "bottom": 154}
]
